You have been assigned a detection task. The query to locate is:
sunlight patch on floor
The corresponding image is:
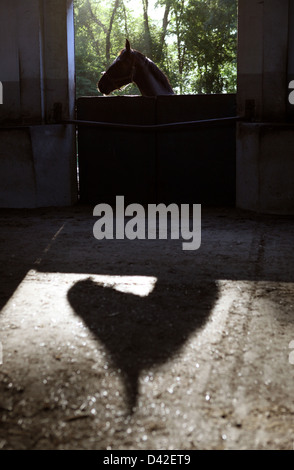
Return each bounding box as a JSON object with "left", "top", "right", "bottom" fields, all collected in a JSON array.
[
  {"left": 88, "top": 274, "right": 158, "bottom": 297},
  {"left": 6, "top": 270, "right": 158, "bottom": 303}
]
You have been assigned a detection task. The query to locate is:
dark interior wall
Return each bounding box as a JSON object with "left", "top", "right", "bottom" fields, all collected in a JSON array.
[
  {"left": 237, "top": 0, "right": 294, "bottom": 214},
  {"left": 0, "top": 0, "right": 77, "bottom": 208},
  {"left": 77, "top": 95, "right": 237, "bottom": 206}
]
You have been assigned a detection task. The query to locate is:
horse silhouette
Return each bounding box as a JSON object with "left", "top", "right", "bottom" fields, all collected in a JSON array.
[{"left": 98, "top": 39, "right": 174, "bottom": 97}]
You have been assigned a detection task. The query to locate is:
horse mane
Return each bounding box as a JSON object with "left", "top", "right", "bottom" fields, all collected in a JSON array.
[{"left": 133, "top": 50, "right": 173, "bottom": 93}]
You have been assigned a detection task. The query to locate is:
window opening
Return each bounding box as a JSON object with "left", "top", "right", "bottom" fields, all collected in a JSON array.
[{"left": 74, "top": 0, "right": 238, "bottom": 98}]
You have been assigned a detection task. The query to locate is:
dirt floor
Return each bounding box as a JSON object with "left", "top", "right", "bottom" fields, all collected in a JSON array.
[{"left": 0, "top": 205, "right": 294, "bottom": 450}]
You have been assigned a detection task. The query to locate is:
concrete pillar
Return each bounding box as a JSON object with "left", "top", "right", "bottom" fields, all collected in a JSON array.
[
  {"left": 41, "top": 0, "right": 76, "bottom": 124},
  {"left": 0, "top": 0, "right": 76, "bottom": 208},
  {"left": 237, "top": 0, "right": 294, "bottom": 214}
]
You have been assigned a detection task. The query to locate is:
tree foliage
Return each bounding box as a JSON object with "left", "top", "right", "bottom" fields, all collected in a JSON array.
[{"left": 74, "top": 0, "right": 237, "bottom": 97}]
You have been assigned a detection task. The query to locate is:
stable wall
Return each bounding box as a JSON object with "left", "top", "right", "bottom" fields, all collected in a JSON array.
[
  {"left": 237, "top": 0, "right": 294, "bottom": 214},
  {"left": 77, "top": 95, "right": 237, "bottom": 206},
  {"left": 237, "top": 123, "right": 294, "bottom": 213},
  {"left": 0, "top": 0, "right": 76, "bottom": 208}
]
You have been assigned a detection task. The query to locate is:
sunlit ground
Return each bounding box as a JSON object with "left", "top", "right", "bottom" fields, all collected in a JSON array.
[{"left": 1, "top": 208, "right": 294, "bottom": 449}]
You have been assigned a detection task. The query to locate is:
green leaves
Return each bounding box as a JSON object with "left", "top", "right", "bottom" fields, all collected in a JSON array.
[{"left": 74, "top": 0, "right": 237, "bottom": 96}]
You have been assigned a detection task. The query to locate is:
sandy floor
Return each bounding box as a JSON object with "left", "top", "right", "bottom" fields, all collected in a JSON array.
[{"left": 0, "top": 205, "right": 294, "bottom": 450}]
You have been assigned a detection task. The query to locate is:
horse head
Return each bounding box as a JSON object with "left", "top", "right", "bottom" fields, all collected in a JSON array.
[
  {"left": 98, "top": 39, "right": 135, "bottom": 95},
  {"left": 98, "top": 39, "right": 174, "bottom": 96}
]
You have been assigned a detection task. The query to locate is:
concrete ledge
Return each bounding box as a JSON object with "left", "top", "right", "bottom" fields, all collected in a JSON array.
[
  {"left": 237, "top": 122, "right": 294, "bottom": 214},
  {"left": 0, "top": 125, "right": 77, "bottom": 208}
]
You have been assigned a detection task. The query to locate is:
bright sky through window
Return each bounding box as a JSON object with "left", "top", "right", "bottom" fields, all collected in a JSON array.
[
  {"left": 127, "top": 0, "right": 165, "bottom": 22},
  {"left": 99, "top": 0, "right": 165, "bottom": 23}
]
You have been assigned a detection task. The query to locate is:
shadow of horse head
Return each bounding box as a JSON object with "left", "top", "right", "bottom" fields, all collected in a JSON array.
[{"left": 67, "top": 277, "right": 218, "bottom": 414}]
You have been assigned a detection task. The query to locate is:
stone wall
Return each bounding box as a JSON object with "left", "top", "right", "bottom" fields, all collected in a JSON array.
[{"left": 0, "top": 0, "right": 77, "bottom": 208}]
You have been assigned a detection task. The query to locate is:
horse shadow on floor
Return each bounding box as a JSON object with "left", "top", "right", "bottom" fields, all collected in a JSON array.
[{"left": 67, "top": 277, "right": 218, "bottom": 414}]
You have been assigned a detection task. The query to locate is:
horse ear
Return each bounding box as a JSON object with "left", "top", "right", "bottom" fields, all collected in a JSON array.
[{"left": 126, "top": 39, "right": 131, "bottom": 52}]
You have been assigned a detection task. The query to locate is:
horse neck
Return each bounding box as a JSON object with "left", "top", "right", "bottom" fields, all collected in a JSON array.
[{"left": 132, "top": 53, "right": 174, "bottom": 96}]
